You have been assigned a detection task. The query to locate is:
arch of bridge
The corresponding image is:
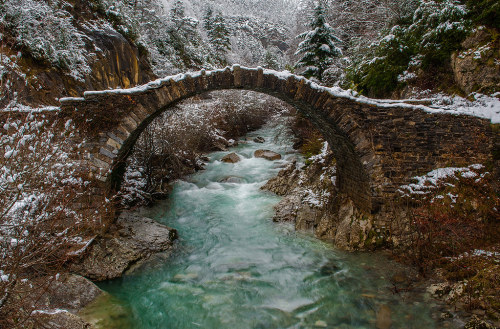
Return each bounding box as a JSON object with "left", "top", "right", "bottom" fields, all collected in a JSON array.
[{"left": 59, "top": 65, "right": 492, "bottom": 213}]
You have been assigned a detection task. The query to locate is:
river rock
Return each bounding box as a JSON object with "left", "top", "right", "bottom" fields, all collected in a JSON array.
[
  {"left": 221, "top": 152, "right": 241, "bottom": 163},
  {"left": 40, "top": 274, "right": 105, "bottom": 312},
  {"left": 254, "top": 149, "right": 281, "bottom": 161},
  {"left": 70, "top": 213, "right": 177, "bottom": 281},
  {"left": 464, "top": 315, "right": 496, "bottom": 329},
  {"left": 253, "top": 136, "right": 265, "bottom": 143},
  {"left": 376, "top": 304, "right": 392, "bottom": 329},
  {"left": 33, "top": 311, "right": 92, "bottom": 329},
  {"left": 219, "top": 176, "right": 246, "bottom": 183},
  {"left": 29, "top": 274, "right": 105, "bottom": 329},
  {"left": 314, "top": 320, "right": 328, "bottom": 327},
  {"left": 261, "top": 161, "right": 299, "bottom": 195}
]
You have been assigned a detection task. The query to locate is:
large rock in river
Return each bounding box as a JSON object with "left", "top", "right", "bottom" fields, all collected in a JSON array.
[
  {"left": 221, "top": 152, "right": 241, "bottom": 163},
  {"left": 254, "top": 149, "right": 281, "bottom": 161},
  {"left": 70, "top": 214, "right": 177, "bottom": 281},
  {"left": 28, "top": 274, "right": 105, "bottom": 329}
]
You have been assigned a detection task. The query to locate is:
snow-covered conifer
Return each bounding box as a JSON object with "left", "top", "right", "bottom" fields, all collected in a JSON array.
[
  {"left": 294, "top": 1, "right": 342, "bottom": 81},
  {"left": 207, "top": 12, "right": 231, "bottom": 63},
  {"left": 203, "top": 6, "right": 214, "bottom": 32},
  {"left": 263, "top": 50, "right": 280, "bottom": 70}
]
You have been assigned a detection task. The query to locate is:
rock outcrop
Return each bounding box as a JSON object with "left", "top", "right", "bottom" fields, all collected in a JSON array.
[
  {"left": 70, "top": 213, "right": 177, "bottom": 281},
  {"left": 0, "top": 0, "right": 155, "bottom": 107},
  {"left": 451, "top": 28, "right": 500, "bottom": 95},
  {"left": 262, "top": 147, "right": 395, "bottom": 250},
  {"left": 28, "top": 274, "right": 105, "bottom": 329}
]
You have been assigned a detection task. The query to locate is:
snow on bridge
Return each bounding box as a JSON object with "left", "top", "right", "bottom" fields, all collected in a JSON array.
[{"left": 59, "top": 65, "right": 494, "bottom": 213}]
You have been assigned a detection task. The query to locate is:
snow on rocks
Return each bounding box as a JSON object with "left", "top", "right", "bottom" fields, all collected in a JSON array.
[{"left": 398, "top": 164, "right": 486, "bottom": 197}]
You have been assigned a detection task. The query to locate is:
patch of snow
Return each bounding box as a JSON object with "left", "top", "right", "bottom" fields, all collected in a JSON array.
[
  {"left": 32, "top": 309, "right": 70, "bottom": 315},
  {"left": 398, "top": 164, "right": 485, "bottom": 196}
]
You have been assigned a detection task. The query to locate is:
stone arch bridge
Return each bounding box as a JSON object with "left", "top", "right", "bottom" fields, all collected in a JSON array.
[{"left": 59, "top": 65, "right": 493, "bottom": 213}]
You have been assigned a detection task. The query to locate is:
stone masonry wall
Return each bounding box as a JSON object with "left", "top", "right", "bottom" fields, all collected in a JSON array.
[{"left": 59, "top": 66, "right": 495, "bottom": 215}]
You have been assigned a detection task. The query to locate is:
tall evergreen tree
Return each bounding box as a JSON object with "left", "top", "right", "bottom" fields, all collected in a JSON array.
[
  {"left": 263, "top": 50, "right": 280, "bottom": 70},
  {"left": 207, "top": 12, "right": 231, "bottom": 61},
  {"left": 168, "top": 0, "right": 204, "bottom": 68},
  {"left": 295, "top": 1, "right": 342, "bottom": 81},
  {"left": 203, "top": 6, "right": 214, "bottom": 32}
]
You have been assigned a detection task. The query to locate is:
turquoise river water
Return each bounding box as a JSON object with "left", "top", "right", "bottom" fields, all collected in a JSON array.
[{"left": 92, "top": 123, "right": 457, "bottom": 329}]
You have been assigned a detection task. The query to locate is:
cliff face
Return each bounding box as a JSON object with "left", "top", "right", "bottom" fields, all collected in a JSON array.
[
  {"left": 451, "top": 28, "right": 500, "bottom": 95},
  {"left": 0, "top": 0, "right": 155, "bottom": 106}
]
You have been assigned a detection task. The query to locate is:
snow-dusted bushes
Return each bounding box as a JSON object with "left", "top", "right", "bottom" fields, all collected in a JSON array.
[
  {"left": 0, "top": 0, "right": 91, "bottom": 80},
  {"left": 0, "top": 110, "right": 101, "bottom": 327},
  {"left": 346, "top": 0, "right": 470, "bottom": 96},
  {"left": 397, "top": 164, "right": 499, "bottom": 319},
  {"left": 397, "top": 164, "right": 499, "bottom": 275}
]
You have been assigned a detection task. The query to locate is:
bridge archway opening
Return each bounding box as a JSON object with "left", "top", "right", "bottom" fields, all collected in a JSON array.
[{"left": 110, "top": 90, "right": 300, "bottom": 198}]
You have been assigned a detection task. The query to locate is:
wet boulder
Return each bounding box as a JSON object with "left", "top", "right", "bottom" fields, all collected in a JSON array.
[
  {"left": 70, "top": 214, "right": 177, "bottom": 281},
  {"left": 227, "top": 139, "right": 239, "bottom": 147},
  {"left": 254, "top": 149, "right": 281, "bottom": 161},
  {"left": 219, "top": 176, "right": 246, "bottom": 183},
  {"left": 253, "top": 136, "right": 265, "bottom": 143},
  {"left": 221, "top": 152, "right": 241, "bottom": 163}
]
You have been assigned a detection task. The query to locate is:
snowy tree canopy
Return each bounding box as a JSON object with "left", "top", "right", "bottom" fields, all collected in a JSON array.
[
  {"left": 294, "top": 2, "right": 342, "bottom": 81},
  {"left": 205, "top": 11, "right": 231, "bottom": 63}
]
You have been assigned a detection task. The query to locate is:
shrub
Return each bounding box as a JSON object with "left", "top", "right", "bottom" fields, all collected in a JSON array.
[
  {"left": 346, "top": 0, "right": 470, "bottom": 97},
  {"left": 0, "top": 111, "right": 103, "bottom": 327},
  {"left": 466, "top": 0, "right": 500, "bottom": 29},
  {"left": 398, "top": 165, "right": 499, "bottom": 275}
]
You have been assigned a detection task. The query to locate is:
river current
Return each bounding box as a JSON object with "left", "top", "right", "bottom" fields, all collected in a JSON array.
[{"left": 89, "top": 122, "right": 455, "bottom": 329}]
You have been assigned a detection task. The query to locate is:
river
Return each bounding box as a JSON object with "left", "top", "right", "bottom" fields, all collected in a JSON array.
[{"left": 88, "top": 121, "right": 456, "bottom": 329}]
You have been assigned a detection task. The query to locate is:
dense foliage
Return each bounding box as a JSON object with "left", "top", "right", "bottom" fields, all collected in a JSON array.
[
  {"left": 466, "top": 0, "right": 500, "bottom": 29},
  {"left": 204, "top": 9, "right": 231, "bottom": 64},
  {"left": 345, "top": 0, "right": 470, "bottom": 97}
]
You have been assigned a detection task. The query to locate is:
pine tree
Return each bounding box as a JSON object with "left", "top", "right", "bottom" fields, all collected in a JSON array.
[
  {"left": 170, "top": 0, "right": 186, "bottom": 28},
  {"left": 295, "top": 1, "right": 342, "bottom": 81},
  {"left": 263, "top": 50, "right": 280, "bottom": 70},
  {"left": 207, "top": 12, "right": 231, "bottom": 61},
  {"left": 203, "top": 7, "right": 214, "bottom": 32},
  {"left": 168, "top": 0, "right": 204, "bottom": 68}
]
